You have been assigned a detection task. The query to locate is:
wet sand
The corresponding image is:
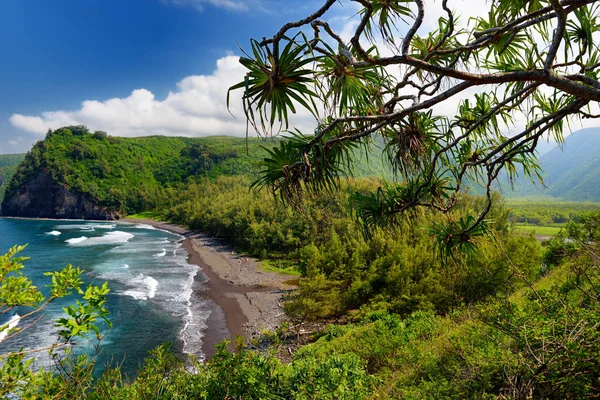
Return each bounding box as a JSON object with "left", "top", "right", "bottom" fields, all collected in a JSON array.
[{"left": 122, "top": 218, "right": 295, "bottom": 359}]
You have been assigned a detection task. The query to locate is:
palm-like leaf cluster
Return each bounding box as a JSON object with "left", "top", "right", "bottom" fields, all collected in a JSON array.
[
  {"left": 231, "top": 0, "right": 600, "bottom": 257},
  {"left": 228, "top": 36, "right": 317, "bottom": 136},
  {"left": 251, "top": 128, "right": 360, "bottom": 204}
]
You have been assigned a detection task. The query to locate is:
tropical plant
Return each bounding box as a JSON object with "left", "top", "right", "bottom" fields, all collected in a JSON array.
[
  {"left": 0, "top": 245, "right": 111, "bottom": 398},
  {"left": 231, "top": 0, "right": 600, "bottom": 255}
]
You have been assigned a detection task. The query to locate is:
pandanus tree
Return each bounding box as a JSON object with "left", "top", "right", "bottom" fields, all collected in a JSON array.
[{"left": 230, "top": 0, "right": 600, "bottom": 255}]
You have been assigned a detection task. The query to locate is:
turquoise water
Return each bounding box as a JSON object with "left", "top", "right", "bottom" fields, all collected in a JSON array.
[{"left": 0, "top": 218, "right": 208, "bottom": 376}]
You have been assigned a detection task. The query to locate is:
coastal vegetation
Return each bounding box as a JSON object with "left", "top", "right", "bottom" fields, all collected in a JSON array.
[
  {"left": 0, "top": 153, "right": 24, "bottom": 202},
  {"left": 3, "top": 0, "right": 600, "bottom": 398},
  {"left": 2, "top": 213, "right": 599, "bottom": 398},
  {"left": 507, "top": 198, "right": 600, "bottom": 225},
  {"left": 2, "top": 126, "right": 389, "bottom": 216},
  {"left": 3, "top": 127, "right": 271, "bottom": 215}
]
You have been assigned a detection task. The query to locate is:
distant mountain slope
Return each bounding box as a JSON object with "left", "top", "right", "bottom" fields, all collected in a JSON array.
[
  {"left": 0, "top": 153, "right": 25, "bottom": 202},
  {"left": 502, "top": 127, "right": 600, "bottom": 201},
  {"left": 1, "top": 126, "right": 390, "bottom": 219}
]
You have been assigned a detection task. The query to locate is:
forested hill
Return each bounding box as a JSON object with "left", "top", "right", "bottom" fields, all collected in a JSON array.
[
  {"left": 1, "top": 126, "right": 390, "bottom": 219},
  {"left": 502, "top": 127, "right": 600, "bottom": 201},
  {"left": 0, "top": 153, "right": 25, "bottom": 203}
]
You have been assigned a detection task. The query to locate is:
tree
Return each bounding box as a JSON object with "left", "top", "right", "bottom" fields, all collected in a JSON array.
[
  {"left": 0, "top": 245, "right": 111, "bottom": 397},
  {"left": 230, "top": 0, "right": 600, "bottom": 254}
]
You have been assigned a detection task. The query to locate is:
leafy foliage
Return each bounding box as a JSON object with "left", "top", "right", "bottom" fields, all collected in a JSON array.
[
  {"left": 0, "top": 246, "right": 111, "bottom": 398},
  {"left": 157, "top": 176, "right": 541, "bottom": 320},
  {"left": 3, "top": 126, "right": 392, "bottom": 217},
  {"left": 231, "top": 0, "right": 600, "bottom": 255},
  {"left": 0, "top": 153, "right": 25, "bottom": 203}
]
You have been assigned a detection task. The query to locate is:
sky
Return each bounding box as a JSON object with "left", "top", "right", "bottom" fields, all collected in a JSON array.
[
  {"left": 0, "top": 0, "right": 595, "bottom": 154},
  {"left": 0, "top": 0, "right": 348, "bottom": 153}
]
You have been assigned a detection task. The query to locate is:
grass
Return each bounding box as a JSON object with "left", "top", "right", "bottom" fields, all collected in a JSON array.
[
  {"left": 126, "top": 211, "right": 165, "bottom": 220},
  {"left": 261, "top": 259, "right": 302, "bottom": 276},
  {"left": 513, "top": 224, "right": 563, "bottom": 236}
]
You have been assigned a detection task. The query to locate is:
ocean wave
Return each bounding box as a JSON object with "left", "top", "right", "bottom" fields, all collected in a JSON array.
[
  {"left": 0, "top": 312, "right": 62, "bottom": 372},
  {"left": 153, "top": 249, "right": 167, "bottom": 258},
  {"left": 54, "top": 224, "right": 116, "bottom": 230},
  {"left": 181, "top": 296, "right": 209, "bottom": 359},
  {"left": 121, "top": 274, "right": 159, "bottom": 300},
  {"left": 67, "top": 231, "right": 134, "bottom": 246},
  {"left": 0, "top": 314, "right": 20, "bottom": 342},
  {"left": 45, "top": 230, "right": 61, "bottom": 236},
  {"left": 65, "top": 236, "right": 88, "bottom": 244},
  {"left": 177, "top": 263, "right": 207, "bottom": 358},
  {"left": 134, "top": 224, "right": 156, "bottom": 230}
]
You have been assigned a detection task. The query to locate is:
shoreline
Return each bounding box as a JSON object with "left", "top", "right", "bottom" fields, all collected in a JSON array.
[{"left": 122, "top": 218, "right": 295, "bottom": 359}]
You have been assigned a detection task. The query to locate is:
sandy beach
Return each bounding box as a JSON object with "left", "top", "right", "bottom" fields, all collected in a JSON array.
[{"left": 122, "top": 218, "right": 295, "bottom": 359}]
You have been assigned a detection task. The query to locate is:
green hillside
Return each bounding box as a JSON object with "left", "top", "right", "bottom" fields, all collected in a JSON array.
[
  {"left": 0, "top": 153, "right": 25, "bottom": 202},
  {"left": 4, "top": 126, "right": 391, "bottom": 216},
  {"left": 501, "top": 127, "right": 600, "bottom": 201}
]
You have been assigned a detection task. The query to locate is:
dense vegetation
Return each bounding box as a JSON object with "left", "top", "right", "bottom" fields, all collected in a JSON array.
[
  {"left": 158, "top": 177, "right": 541, "bottom": 319},
  {"left": 507, "top": 199, "right": 600, "bottom": 225},
  {"left": 7, "top": 128, "right": 594, "bottom": 397},
  {"left": 0, "top": 153, "right": 25, "bottom": 202},
  {"left": 3, "top": 126, "right": 390, "bottom": 215},
  {"left": 4, "top": 210, "right": 599, "bottom": 398},
  {"left": 4, "top": 0, "right": 600, "bottom": 394},
  {"left": 3, "top": 126, "right": 269, "bottom": 215},
  {"left": 3, "top": 122, "right": 600, "bottom": 397}
]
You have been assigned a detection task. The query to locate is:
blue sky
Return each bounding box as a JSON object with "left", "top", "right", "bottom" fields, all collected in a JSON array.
[
  {"left": 0, "top": 0, "right": 355, "bottom": 153},
  {"left": 3, "top": 0, "right": 590, "bottom": 155}
]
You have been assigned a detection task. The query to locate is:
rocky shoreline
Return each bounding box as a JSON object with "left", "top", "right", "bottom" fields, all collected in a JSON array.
[{"left": 122, "top": 218, "right": 296, "bottom": 359}]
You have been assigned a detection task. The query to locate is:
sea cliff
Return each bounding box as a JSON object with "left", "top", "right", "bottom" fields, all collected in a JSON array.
[
  {"left": 1, "top": 170, "right": 118, "bottom": 219},
  {"left": 0, "top": 126, "right": 267, "bottom": 219}
]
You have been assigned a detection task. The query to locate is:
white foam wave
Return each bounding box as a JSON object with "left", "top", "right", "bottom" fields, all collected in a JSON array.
[
  {"left": 134, "top": 224, "right": 156, "bottom": 230},
  {"left": 153, "top": 249, "right": 167, "bottom": 258},
  {"left": 45, "top": 230, "right": 61, "bottom": 236},
  {"left": 0, "top": 314, "right": 21, "bottom": 342},
  {"left": 65, "top": 236, "right": 88, "bottom": 244},
  {"left": 67, "top": 231, "right": 134, "bottom": 246},
  {"left": 121, "top": 264, "right": 129, "bottom": 269},
  {"left": 121, "top": 274, "right": 159, "bottom": 300},
  {"left": 54, "top": 224, "right": 116, "bottom": 230},
  {"left": 176, "top": 263, "right": 208, "bottom": 359}
]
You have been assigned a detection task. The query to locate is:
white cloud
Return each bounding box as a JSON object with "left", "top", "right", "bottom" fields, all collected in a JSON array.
[
  {"left": 10, "top": 55, "right": 319, "bottom": 138},
  {"left": 13, "top": 1, "right": 590, "bottom": 144}
]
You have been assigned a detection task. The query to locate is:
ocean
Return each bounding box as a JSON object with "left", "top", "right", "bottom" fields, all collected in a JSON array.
[{"left": 0, "top": 218, "right": 209, "bottom": 376}]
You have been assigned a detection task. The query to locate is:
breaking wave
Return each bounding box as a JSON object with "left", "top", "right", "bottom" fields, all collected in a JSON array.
[
  {"left": 65, "top": 236, "right": 88, "bottom": 244},
  {"left": 153, "top": 249, "right": 167, "bottom": 258},
  {"left": 121, "top": 274, "right": 159, "bottom": 300},
  {"left": 66, "top": 231, "right": 134, "bottom": 246},
  {"left": 54, "top": 223, "right": 116, "bottom": 230},
  {"left": 0, "top": 314, "right": 20, "bottom": 342},
  {"left": 134, "top": 224, "right": 156, "bottom": 230}
]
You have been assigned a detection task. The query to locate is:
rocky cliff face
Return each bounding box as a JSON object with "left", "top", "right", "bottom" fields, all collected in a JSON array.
[{"left": 1, "top": 171, "right": 119, "bottom": 220}]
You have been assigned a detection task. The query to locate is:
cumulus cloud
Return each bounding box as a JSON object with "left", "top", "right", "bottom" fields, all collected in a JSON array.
[
  {"left": 10, "top": 55, "right": 319, "bottom": 138},
  {"left": 13, "top": 1, "right": 591, "bottom": 143}
]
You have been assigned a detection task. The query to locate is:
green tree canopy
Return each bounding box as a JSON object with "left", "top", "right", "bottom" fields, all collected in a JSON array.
[{"left": 230, "top": 0, "right": 600, "bottom": 253}]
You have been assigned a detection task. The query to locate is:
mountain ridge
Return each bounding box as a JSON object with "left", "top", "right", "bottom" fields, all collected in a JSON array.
[{"left": 1, "top": 126, "right": 391, "bottom": 219}]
